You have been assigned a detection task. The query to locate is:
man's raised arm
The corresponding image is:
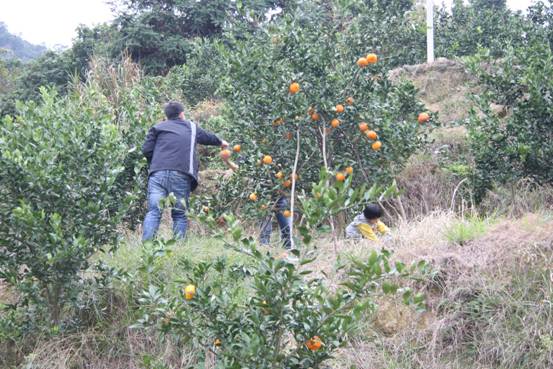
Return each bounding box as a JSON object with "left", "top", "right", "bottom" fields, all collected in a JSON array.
[{"left": 196, "top": 126, "right": 228, "bottom": 147}]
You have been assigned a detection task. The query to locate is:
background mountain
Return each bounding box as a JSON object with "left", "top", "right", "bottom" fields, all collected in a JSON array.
[{"left": 0, "top": 22, "right": 46, "bottom": 61}]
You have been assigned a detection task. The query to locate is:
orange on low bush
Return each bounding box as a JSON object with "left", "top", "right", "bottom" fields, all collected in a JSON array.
[
  {"left": 366, "top": 53, "right": 378, "bottom": 64},
  {"left": 306, "top": 336, "right": 323, "bottom": 351},
  {"left": 366, "top": 130, "right": 378, "bottom": 140},
  {"left": 289, "top": 82, "right": 300, "bottom": 94}
]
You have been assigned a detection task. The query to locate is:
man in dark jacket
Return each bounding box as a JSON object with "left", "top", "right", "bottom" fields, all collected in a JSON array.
[{"left": 142, "top": 101, "right": 228, "bottom": 240}]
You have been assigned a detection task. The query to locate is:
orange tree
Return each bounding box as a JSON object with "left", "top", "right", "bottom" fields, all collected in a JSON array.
[
  {"left": 211, "top": 3, "right": 433, "bottom": 218},
  {"left": 466, "top": 41, "right": 553, "bottom": 201}
]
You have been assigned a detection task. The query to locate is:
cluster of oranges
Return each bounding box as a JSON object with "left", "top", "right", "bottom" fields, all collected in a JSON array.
[
  {"left": 232, "top": 52, "right": 431, "bottom": 215},
  {"left": 272, "top": 169, "right": 299, "bottom": 189},
  {"left": 249, "top": 164, "right": 297, "bottom": 216},
  {"left": 286, "top": 54, "right": 385, "bottom": 150},
  {"left": 219, "top": 144, "right": 242, "bottom": 160},
  {"left": 335, "top": 166, "right": 353, "bottom": 182},
  {"left": 357, "top": 122, "right": 381, "bottom": 150},
  {"left": 356, "top": 53, "right": 378, "bottom": 68}
]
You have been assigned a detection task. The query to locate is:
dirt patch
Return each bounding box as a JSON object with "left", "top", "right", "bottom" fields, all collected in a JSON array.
[
  {"left": 195, "top": 169, "right": 228, "bottom": 197},
  {"left": 189, "top": 99, "right": 223, "bottom": 124},
  {"left": 0, "top": 279, "right": 16, "bottom": 305},
  {"left": 389, "top": 58, "right": 480, "bottom": 124}
]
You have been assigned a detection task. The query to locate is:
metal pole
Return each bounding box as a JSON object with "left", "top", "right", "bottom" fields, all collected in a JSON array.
[{"left": 426, "top": 0, "right": 435, "bottom": 63}]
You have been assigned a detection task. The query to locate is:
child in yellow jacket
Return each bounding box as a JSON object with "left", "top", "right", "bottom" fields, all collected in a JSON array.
[{"left": 345, "top": 204, "right": 389, "bottom": 241}]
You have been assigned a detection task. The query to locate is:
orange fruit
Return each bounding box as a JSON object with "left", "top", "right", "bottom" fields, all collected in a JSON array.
[
  {"left": 233, "top": 144, "right": 241, "bottom": 153},
  {"left": 282, "top": 210, "right": 292, "bottom": 218},
  {"left": 184, "top": 284, "right": 196, "bottom": 301},
  {"left": 311, "top": 112, "right": 320, "bottom": 121},
  {"left": 249, "top": 193, "right": 258, "bottom": 201},
  {"left": 335, "top": 104, "right": 345, "bottom": 113},
  {"left": 214, "top": 338, "right": 222, "bottom": 347},
  {"left": 366, "top": 53, "right": 378, "bottom": 64},
  {"left": 346, "top": 96, "right": 354, "bottom": 105},
  {"left": 336, "top": 172, "right": 346, "bottom": 182},
  {"left": 366, "top": 130, "right": 378, "bottom": 140},
  {"left": 418, "top": 112, "right": 430, "bottom": 124},
  {"left": 345, "top": 166, "right": 353, "bottom": 175},
  {"left": 275, "top": 171, "right": 284, "bottom": 179},
  {"left": 262, "top": 155, "right": 273, "bottom": 165},
  {"left": 358, "top": 122, "right": 369, "bottom": 132},
  {"left": 289, "top": 82, "right": 300, "bottom": 94},
  {"left": 357, "top": 57, "right": 369, "bottom": 68},
  {"left": 220, "top": 149, "right": 231, "bottom": 160},
  {"left": 202, "top": 206, "right": 209, "bottom": 214},
  {"left": 283, "top": 180, "right": 292, "bottom": 188},
  {"left": 272, "top": 117, "right": 284, "bottom": 126},
  {"left": 331, "top": 118, "right": 340, "bottom": 128},
  {"left": 306, "top": 336, "right": 323, "bottom": 351},
  {"left": 372, "top": 141, "right": 382, "bottom": 151}
]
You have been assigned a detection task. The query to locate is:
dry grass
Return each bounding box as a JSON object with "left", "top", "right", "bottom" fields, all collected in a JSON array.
[
  {"left": 330, "top": 212, "right": 553, "bottom": 369},
  {"left": 389, "top": 126, "right": 472, "bottom": 220},
  {"left": 393, "top": 155, "right": 459, "bottom": 219},
  {"left": 22, "top": 328, "right": 196, "bottom": 369},
  {"left": 480, "top": 179, "right": 553, "bottom": 217}
]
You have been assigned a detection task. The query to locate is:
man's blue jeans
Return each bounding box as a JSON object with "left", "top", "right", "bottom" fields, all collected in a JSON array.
[
  {"left": 142, "top": 170, "right": 192, "bottom": 241},
  {"left": 260, "top": 196, "right": 292, "bottom": 249}
]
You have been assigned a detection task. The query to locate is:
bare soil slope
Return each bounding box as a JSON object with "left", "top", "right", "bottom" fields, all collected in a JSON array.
[{"left": 389, "top": 58, "right": 479, "bottom": 124}]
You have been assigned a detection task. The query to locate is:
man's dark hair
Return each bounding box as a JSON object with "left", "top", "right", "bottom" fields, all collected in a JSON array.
[
  {"left": 164, "top": 101, "right": 185, "bottom": 120},
  {"left": 363, "top": 203, "right": 383, "bottom": 220}
]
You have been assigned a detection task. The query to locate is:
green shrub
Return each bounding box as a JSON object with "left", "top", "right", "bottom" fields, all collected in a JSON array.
[
  {"left": 0, "top": 87, "right": 141, "bottom": 324},
  {"left": 445, "top": 216, "right": 491, "bottom": 245},
  {"left": 466, "top": 42, "right": 553, "bottom": 201},
  {"left": 435, "top": 0, "right": 528, "bottom": 59},
  {"left": 134, "top": 226, "right": 428, "bottom": 368},
  {"left": 165, "top": 39, "right": 227, "bottom": 105}
]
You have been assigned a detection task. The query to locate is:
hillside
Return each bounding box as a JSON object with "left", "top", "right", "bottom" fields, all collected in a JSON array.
[
  {"left": 0, "top": 22, "right": 46, "bottom": 61},
  {"left": 2, "top": 0, "right": 553, "bottom": 365},
  {"left": 4, "top": 211, "right": 551, "bottom": 369}
]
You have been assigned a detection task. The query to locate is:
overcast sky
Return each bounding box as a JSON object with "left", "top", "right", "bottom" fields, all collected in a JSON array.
[{"left": 0, "top": 0, "right": 537, "bottom": 48}]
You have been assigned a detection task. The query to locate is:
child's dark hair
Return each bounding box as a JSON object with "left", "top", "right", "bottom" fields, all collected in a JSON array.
[{"left": 363, "top": 204, "right": 382, "bottom": 220}]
